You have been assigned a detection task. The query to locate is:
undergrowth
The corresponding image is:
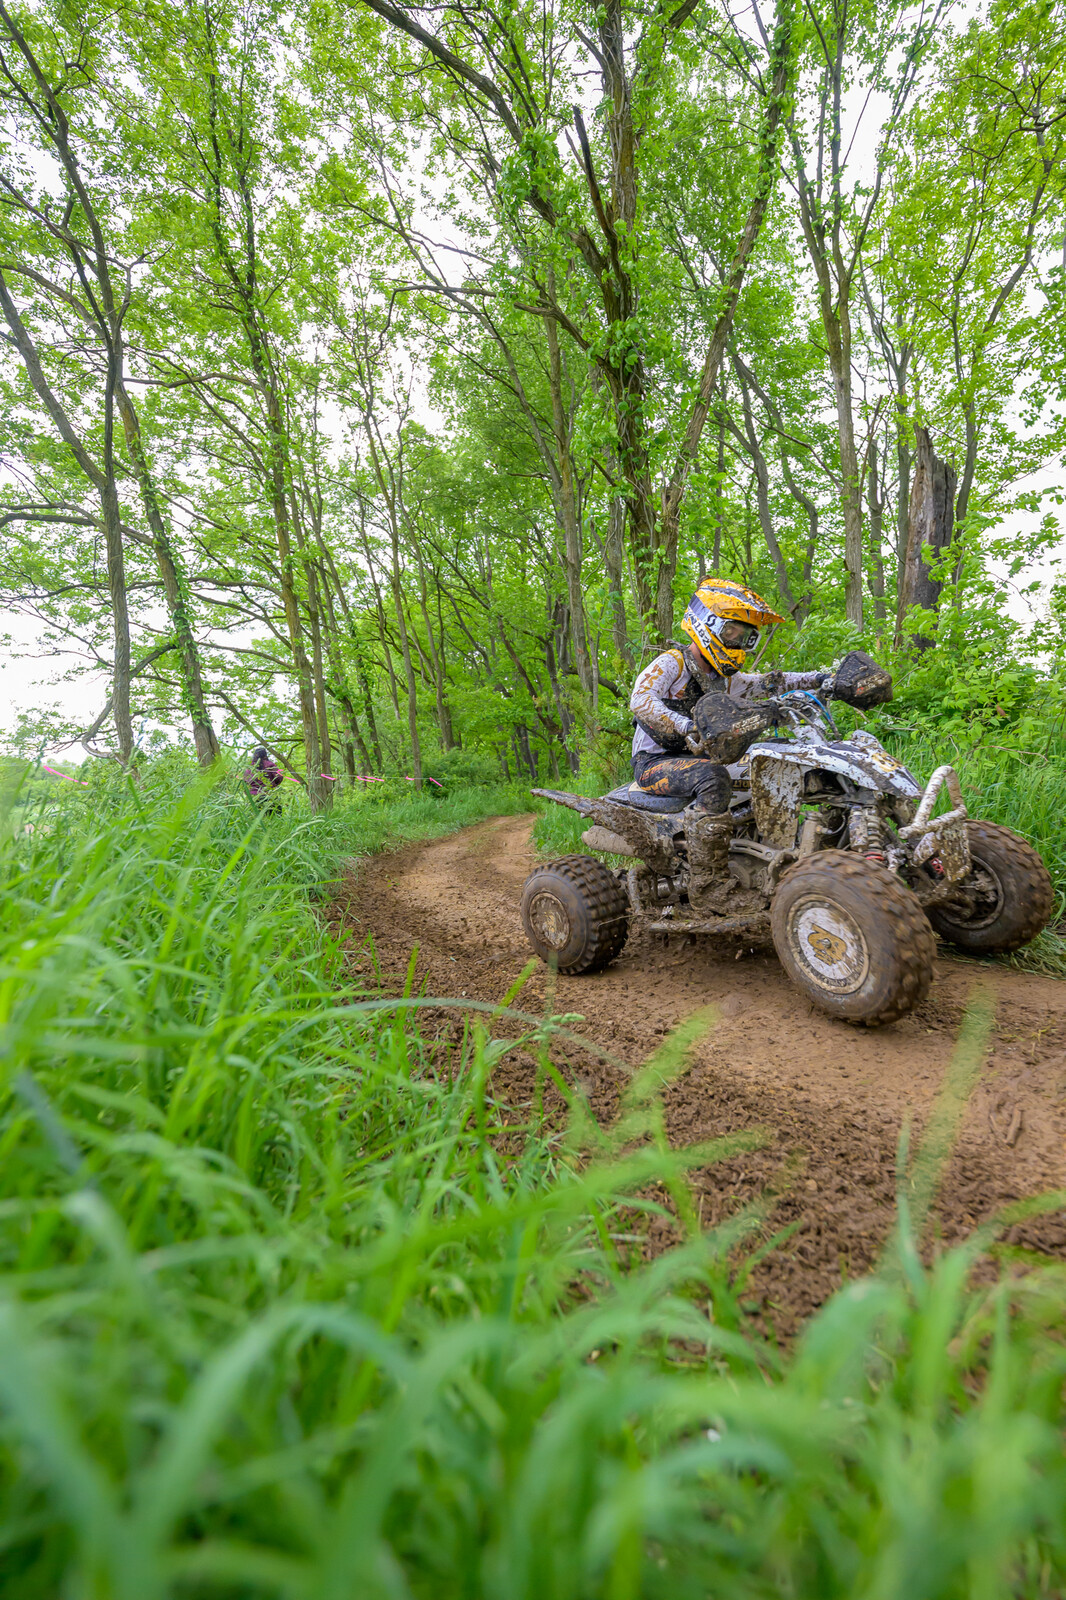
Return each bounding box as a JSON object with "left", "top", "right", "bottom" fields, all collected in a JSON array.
[{"left": 1, "top": 767, "right": 1065, "bottom": 1597}]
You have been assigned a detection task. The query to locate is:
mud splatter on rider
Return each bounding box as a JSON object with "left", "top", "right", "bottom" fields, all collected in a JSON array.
[
  {"left": 629, "top": 581, "right": 840, "bottom": 912},
  {"left": 629, "top": 580, "right": 833, "bottom": 809}
]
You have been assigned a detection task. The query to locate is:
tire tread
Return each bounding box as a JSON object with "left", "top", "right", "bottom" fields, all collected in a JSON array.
[
  {"left": 523, "top": 853, "right": 629, "bottom": 973},
  {"left": 775, "top": 849, "right": 936, "bottom": 1025},
  {"left": 928, "top": 821, "right": 1053, "bottom": 953}
]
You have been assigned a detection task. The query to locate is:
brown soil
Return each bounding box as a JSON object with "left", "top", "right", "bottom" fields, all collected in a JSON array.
[{"left": 334, "top": 815, "right": 1066, "bottom": 1335}]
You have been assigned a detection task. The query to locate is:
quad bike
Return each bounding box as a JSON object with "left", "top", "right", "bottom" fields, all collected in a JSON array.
[{"left": 522, "top": 684, "right": 1054, "bottom": 1026}]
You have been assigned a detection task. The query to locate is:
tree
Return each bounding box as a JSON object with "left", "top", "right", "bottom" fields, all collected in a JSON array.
[
  {"left": 314, "top": 0, "right": 795, "bottom": 646},
  {"left": 0, "top": 0, "right": 220, "bottom": 763},
  {"left": 778, "top": 0, "right": 946, "bottom": 629}
]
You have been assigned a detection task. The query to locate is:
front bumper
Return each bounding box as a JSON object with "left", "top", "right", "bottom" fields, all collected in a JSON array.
[{"left": 900, "top": 765, "right": 971, "bottom": 889}]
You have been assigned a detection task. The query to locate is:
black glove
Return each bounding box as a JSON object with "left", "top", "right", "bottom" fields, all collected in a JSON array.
[
  {"left": 691, "top": 693, "right": 780, "bottom": 763},
  {"left": 827, "top": 651, "right": 893, "bottom": 710}
]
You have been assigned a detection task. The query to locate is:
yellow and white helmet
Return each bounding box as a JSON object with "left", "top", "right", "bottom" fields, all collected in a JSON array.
[{"left": 680, "top": 579, "right": 784, "bottom": 675}]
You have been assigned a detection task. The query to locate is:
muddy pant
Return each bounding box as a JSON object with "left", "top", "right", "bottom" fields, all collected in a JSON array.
[{"left": 631, "top": 752, "right": 731, "bottom": 812}]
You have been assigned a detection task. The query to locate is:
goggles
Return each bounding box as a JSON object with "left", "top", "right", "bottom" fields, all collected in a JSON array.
[{"left": 712, "top": 617, "right": 760, "bottom": 651}]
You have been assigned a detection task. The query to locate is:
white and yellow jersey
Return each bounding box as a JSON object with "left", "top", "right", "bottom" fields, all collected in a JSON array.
[{"left": 629, "top": 648, "right": 825, "bottom": 759}]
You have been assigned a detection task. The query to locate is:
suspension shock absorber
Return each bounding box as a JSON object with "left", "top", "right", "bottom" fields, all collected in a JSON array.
[{"left": 848, "top": 805, "right": 888, "bottom": 866}]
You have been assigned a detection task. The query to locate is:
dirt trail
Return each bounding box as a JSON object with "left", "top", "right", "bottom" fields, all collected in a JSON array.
[{"left": 335, "top": 815, "right": 1066, "bottom": 1332}]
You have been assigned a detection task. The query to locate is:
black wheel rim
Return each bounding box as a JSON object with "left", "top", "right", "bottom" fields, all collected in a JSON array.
[{"left": 935, "top": 854, "right": 1005, "bottom": 932}]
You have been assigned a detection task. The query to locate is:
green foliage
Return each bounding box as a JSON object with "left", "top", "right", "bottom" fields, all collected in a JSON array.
[
  {"left": 1, "top": 775, "right": 1066, "bottom": 1595},
  {"left": 888, "top": 656, "right": 1053, "bottom": 746},
  {"left": 426, "top": 745, "right": 504, "bottom": 789}
]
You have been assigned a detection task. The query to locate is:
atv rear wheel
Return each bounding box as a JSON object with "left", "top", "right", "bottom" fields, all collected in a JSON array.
[
  {"left": 927, "top": 821, "right": 1053, "bottom": 954},
  {"left": 521, "top": 854, "right": 629, "bottom": 974},
  {"left": 771, "top": 850, "right": 935, "bottom": 1026}
]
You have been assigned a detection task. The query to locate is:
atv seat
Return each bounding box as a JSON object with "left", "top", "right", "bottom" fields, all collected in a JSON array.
[{"left": 605, "top": 784, "right": 689, "bottom": 815}]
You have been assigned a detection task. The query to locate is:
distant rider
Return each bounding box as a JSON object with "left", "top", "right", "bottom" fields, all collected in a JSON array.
[{"left": 244, "top": 746, "right": 285, "bottom": 816}]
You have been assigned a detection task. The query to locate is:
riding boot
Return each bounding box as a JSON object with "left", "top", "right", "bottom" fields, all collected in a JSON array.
[{"left": 683, "top": 809, "right": 735, "bottom": 915}]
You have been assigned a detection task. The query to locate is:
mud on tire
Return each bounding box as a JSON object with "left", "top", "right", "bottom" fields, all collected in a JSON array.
[
  {"left": 927, "top": 820, "right": 1054, "bottom": 954},
  {"left": 771, "top": 850, "right": 935, "bottom": 1026},
  {"left": 521, "top": 854, "right": 629, "bottom": 974}
]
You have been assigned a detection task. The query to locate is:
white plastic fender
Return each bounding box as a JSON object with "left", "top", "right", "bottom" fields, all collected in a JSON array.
[{"left": 744, "top": 737, "right": 922, "bottom": 801}]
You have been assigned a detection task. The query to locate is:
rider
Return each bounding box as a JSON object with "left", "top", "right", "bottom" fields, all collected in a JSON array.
[
  {"left": 243, "top": 746, "right": 285, "bottom": 816},
  {"left": 629, "top": 579, "right": 834, "bottom": 912},
  {"left": 630, "top": 578, "right": 830, "bottom": 811}
]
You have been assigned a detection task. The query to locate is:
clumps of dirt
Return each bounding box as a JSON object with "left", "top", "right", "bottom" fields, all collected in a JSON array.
[{"left": 332, "top": 816, "right": 1066, "bottom": 1336}]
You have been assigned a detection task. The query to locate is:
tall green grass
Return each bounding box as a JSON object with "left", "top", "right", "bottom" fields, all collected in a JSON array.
[{"left": 1, "top": 767, "right": 1065, "bottom": 1597}]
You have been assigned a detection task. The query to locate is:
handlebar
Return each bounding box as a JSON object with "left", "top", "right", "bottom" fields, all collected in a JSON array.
[{"left": 773, "top": 689, "right": 840, "bottom": 739}]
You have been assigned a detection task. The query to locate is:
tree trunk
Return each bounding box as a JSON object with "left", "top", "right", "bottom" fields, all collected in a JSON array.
[
  {"left": 269, "top": 449, "right": 324, "bottom": 805},
  {"left": 286, "top": 490, "right": 333, "bottom": 811},
  {"left": 358, "top": 656, "right": 383, "bottom": 768},
  {"left": 545, "top": 312, "right": 593, "bottom": 694},
  {"left": 604, "top": 496, "right": 633, "bottom": 668},
  {"left": 895, "top": 431, "right": 912, "bottom": 613},
  {"left": 516, "top": 723, "right": 537, "bottom": 780},
  {"left": 867, "top": 437, "right": 887, "bottom": 632},
  {"left": 198, "top": 88, "right": 325, "bottom": 800},
  {"left": 201, "top": 118, "right": 324, "bottom": 802},
  {"left": 711, "top": 407, "right": 726, "bottom": 575},
  {"left": 335, "top": 694, "right": 369, "bottom": 775},
  {"left": 388, "top": 524, "right": 421, "bottom": 788},
  {"left": 115, "top": 384, "right": 219, "bottom": 765},
  {"left": 412, "top": 541, "right": 455, "bottom": 748},
  {"left": 101, "top": 475, "right": 134, "bottom": 765},
  {"left": 0, "top": 270, "right": 134, "bottom": 764},
  {"left": 954, "top": 399, "right": 979, "bottom": 538},
  {"left": 592, "top": 0, "right": 657, "bottom": 640},
  {"left": 653, "top": 3, "right": 794, "bottom": 640},
  {"left": 731, "top": 365, "right": 801, "bottom": 617},
  {"left": 306, "top": 564, "right": 334, "bottom": 810},
  {"left": 544, "top": 622, "right": 579, "bottom": 776},
  {"left": 892, "top": 364, "right": 912, "bottom": 617},
  {"left": 898, "top": 426, "right": 956, "bottom": 649},
  {"left": 318, "top": 569, "right": 374, "bottom": 775},
  {"left": 788, "top": 118, "right": 866, "bottom": 632},
  {"left": 830, "top": 312, "right": 864, "bottom": 630}
]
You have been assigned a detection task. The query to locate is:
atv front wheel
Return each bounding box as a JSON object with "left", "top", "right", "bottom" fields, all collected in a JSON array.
[
  {"left": 927, "top": 821, "right": 1053, "bottom": 954},
  {"left": 520, "top": 854, "right": 629, "bottom": 974},
  {"left": 771, "top": 851, "right": 935, "bottom": 1025}
]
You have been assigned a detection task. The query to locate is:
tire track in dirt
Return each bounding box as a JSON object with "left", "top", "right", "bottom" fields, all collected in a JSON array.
[{"left": 334, "top": 815, "right": 1066, "bottom": 1333}]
